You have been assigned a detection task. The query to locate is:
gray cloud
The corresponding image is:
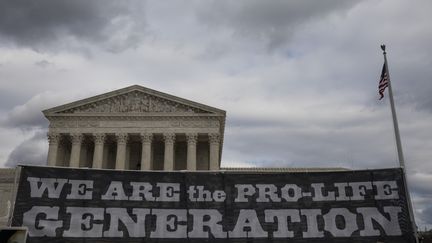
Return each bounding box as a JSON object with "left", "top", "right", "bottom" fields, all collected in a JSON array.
[
  {"left": 396, "top": 62, "right": 432, "bottom": 113},
  {"left": 2, "top": 101, "right": 47, "bottom": 129},
  {"left": 5, "top": 131, "right": 47, "bottom": 167},
  {"left": 0, "top": 88, "right": 26, "bottom": 110},
  {"left": 34, "top": 60, "right": 53, "bottom": 68},
  {"left": 0, "top": 0, "right": 146, "bottom": 52},
  {"left": 1, "top": 91, "right": 76, "bottom": 129},
  {"left": 421, "top": 207, "right": 432, "bottom": 225},
  {"left": 224, "top": 122, "right": 395, "bottom": 169},
  {"left": 196, "top": 0, "right": 360, "bottom": 50}
]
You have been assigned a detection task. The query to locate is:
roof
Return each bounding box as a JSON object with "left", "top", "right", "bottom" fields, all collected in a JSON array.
[{"left": 220, "top": 167, "right": 349, "bottom": 173}]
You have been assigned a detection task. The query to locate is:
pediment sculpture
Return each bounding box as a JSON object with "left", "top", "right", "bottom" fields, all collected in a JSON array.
[{"left": 57, "top": 91, "right": 211, "bottom": 114}]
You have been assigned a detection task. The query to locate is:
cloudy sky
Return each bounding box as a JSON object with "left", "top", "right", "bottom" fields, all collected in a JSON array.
[{"left": 0, "top": 0, "right": 431, "bottom": 229}]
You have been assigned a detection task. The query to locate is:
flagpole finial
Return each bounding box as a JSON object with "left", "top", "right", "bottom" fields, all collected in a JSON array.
[{"left": 380, "top": 44, "right": 386, "bottom": 52}]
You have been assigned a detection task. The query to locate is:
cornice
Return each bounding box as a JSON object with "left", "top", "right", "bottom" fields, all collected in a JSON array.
[
  {"left": 45, "top": 113, "right": 224, "bottom": 119},
  {"left": 47, "top": 115, "right": 222, "bottom": 122}
]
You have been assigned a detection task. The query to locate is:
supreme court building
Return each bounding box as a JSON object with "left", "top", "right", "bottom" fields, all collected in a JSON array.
[{"left": 43, "top": 85, "right": 226, "bottom": 171}]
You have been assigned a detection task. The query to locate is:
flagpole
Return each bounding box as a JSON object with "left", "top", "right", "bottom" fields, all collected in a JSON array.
[
  {"left": 381, "top": 45, "right": 405, "bottom": 167},
  {"left": 381, "top": 44, "right": 418, "bottom": 242}
]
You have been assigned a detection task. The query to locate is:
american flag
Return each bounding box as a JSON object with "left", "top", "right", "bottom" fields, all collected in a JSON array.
[{"left": 379, "top": 63, "right": 389, "bottom": 100}]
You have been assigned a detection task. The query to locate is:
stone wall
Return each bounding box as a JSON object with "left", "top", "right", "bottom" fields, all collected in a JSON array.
[{"left": 0, "top": 168, "right": 19, "bottom": 227}]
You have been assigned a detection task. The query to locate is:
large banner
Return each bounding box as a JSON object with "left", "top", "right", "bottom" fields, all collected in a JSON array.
[{"left": 12, "top": 166, "right": 415, "bottom": 242}]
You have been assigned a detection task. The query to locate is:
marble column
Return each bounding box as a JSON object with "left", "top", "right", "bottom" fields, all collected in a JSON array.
[
  {"left": 47, "top": 132, "right": 60, "bottom": 167},
  {"left": 186, "top": 133, "right": 198, "bottom": 171},
  {"left": 69, "top": 133, "right": 83, "bottom": 168},
  {"left": 57, "top": 141, "right": 66, "bottom": 166},
  {"left": 115, "top": 133, "right": 128, "bottom": 170},
  {"left": 163, "top": 133, "right": 175, "bottom": 171},
  {"left": 92, "top": 133, "right": 106, "bottom": 169},
  {"left": 140, "top": 133, "right": 153, "bottom": 171},
  {"left": 209, "top": 133, "right": 220, "bottom": 170}
]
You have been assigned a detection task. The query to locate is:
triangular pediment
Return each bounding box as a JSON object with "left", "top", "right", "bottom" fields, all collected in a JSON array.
[{"left": 43, "top": 85, "right": 225, "bottom": 116}]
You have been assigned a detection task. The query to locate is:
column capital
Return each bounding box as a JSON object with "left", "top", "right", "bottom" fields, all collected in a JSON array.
[
  {"left": 186, "top": 133, "right": 198, "bottom": 145},
  {"left": 93, "top": 133, "right": 106, "bottom": 145},
  {"left": 163, "top": 133, "right": 176, "bottom": 145},
  {"left": 70, "top": 133, "right": 83, "bottom": 145},
  {"left": 115, "top": 133, "right": 129, "bottom": 145},
  {"left": 47, "top": 132, "right": 61, "bottom": 145},
  {"left": 209, "top": 133, "right": 220, "bottom": 144},
  {"left": 140, "top": 133, "right": 153, "bottom": 144}
]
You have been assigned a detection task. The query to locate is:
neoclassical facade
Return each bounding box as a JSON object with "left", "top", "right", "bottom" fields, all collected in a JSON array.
[{"left": 43, "top": 85, "right": 226, "bottom": 171}]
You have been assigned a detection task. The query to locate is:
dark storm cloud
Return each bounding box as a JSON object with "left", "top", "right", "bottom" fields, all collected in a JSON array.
[
  {"left": 5, "top": 131, "right": 47, "bottom": 167},
  {"left": 196, "top": 0, "right": 361, "bottom": 49},
  {"left": 0, "top": 0, "right": 146, "bottom": 52}
]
